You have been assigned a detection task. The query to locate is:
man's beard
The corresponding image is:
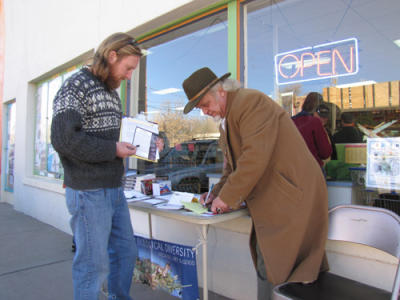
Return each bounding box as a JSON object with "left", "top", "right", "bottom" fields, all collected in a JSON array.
[{"left": 105, "top": 74, "right": 121, "bottom": 90}]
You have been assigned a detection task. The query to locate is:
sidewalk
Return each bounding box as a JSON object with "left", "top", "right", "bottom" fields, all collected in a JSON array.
[{"left": 0, "top": 203, "right": 229, "bottom": 300}]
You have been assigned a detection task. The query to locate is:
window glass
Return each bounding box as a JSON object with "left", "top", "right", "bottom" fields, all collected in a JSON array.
[
  {"left": 34, "top": 84, "right": 49, "bottom": 176},
  {"left": 4, "top": 102, "right": 16, "bottom": 192},
  {"left": 245, "top": 0, "right": 400, "bottom": 128},
  {"left": 137, "top": 10, "right": 228, "bottom": 193},
  {"left": 34, "top": 66, "right": 80, "bottom": 179},
  {"left": 245, "top": 0, "right": 400, "bottom": 183}
]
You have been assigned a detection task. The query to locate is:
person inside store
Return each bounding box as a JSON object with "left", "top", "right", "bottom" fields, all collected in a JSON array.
[
  {"left": 182, "top": 67, "right": 329, "bottom": 300},
  {"left": 333, "top": 112, "right": 364, "bottom": 143},
  {"left": 51, "top": 32, "right": 145, "bottom": 300},
  {"left": 314, "top": 103, "right": 337, "bottom": 160},
  {"left": 292, "top": 92, "right": 332, "bottom": 171}
]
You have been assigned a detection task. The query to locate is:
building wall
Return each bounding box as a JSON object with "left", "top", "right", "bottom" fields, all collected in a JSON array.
[{"left": 1, "top": 0, "right": 218, "bottom": 232}]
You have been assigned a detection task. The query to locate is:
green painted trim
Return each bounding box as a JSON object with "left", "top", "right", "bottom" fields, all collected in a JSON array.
[
  {"left": 36, "top": 64, "right": 82, "bottom": 86},
  {"left": 227, "top": 1, "right": 238, "bottom": 79},
  {"left": 137, "top": 0, "right": 232, "bottom": 41},
  {"left": 120, "top": 80, "right": 127, "bottom": 115}
]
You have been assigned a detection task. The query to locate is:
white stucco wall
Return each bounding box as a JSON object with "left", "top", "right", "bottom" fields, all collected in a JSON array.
[{"left": 1, "top": 0, "right": 215, "bottom": 232}]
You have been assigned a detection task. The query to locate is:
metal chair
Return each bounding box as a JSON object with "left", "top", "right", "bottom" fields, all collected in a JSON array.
[{"left": 272, "top": 205, "right": 400, "bottom": 300}]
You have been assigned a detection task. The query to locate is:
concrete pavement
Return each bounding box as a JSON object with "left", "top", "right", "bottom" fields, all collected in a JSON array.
[{"left": 0, "top": 203, "right": 229, "bottom": 300}]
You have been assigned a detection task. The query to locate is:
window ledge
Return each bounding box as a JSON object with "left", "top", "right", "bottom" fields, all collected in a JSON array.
[{"left": 23, "top": 176, "right": 65, "bottom": 195}]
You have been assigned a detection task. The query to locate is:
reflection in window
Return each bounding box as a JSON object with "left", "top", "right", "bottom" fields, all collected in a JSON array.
[
  {"left": 143, "top": 139, "right": 223, "bottom": 193},
  {"left": 5, "top": 102, "right": 16, "bottom": 192},
  {"left": 245, "top": 0, "right": 400, "bottom": 136},
  {"left": 138, "top": 10, "right": 228, "bottom": 193},
  {"left": 245, "top": 0, "right": 400, "bottom": 185},
  {"left": 34, "top": 67, "right": 79, "bottom": 178},
  {"left": 141, "top": 10, "right": 228, "bottom": 147}
]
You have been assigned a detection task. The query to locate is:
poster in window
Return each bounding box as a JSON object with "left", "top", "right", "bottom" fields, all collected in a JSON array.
[{"left": 366, "top": 137, "right": 400, "bottom": 190}]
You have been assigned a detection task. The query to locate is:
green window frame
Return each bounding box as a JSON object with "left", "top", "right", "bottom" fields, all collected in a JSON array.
[{"left": 33, "top": 66, "right": 80, "bottom": 179}]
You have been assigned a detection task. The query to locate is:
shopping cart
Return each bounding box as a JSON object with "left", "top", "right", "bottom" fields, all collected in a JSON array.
[
  {"left": 349, "top": 166, "right": 400, "bottom": 215},
  {"left": 372, "top": 193, "right": 400, "bottom": 216}
]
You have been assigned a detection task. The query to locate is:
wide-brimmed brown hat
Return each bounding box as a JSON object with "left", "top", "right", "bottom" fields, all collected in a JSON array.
[{"left": 182, "top": 67, "right": 231, "bottom": 114}]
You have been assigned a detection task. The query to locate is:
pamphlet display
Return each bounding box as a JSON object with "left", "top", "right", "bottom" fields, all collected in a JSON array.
[
  {"left": 366, "top": 137, "right": 400, "bottom": 190},
  {"left": 120, "top": 117, "right": 159, "bottom": 162}
]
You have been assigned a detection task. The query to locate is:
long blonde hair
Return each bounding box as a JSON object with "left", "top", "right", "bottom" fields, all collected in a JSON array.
[{"left": 90, "top": 32, "right": 142, "bottom": 84}]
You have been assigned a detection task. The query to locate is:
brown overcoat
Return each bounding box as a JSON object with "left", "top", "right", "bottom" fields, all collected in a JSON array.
[{"left": 212, "top": 88, "right": 329, "bottom": 285}]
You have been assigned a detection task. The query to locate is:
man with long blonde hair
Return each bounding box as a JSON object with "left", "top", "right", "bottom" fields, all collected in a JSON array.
[{"left": 51, "top": 32, "right": 142, "bottom": 300}]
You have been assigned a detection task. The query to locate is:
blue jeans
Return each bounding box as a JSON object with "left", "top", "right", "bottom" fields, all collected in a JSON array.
[{"left": 66, "top": 187, "right": 137, "bottom": 300}]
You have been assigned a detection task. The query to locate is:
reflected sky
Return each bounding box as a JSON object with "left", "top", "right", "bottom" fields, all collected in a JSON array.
[
  {"left": 142, "top": 0, "right": 400, "bottom": 117},
  {"left": 144, "top": 14, "right": 228, "bottom": 118}
]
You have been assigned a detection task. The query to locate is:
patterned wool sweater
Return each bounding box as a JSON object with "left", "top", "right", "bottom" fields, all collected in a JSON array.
[{"left": 51, "top": 67, "right": 124, "bottom": 190}]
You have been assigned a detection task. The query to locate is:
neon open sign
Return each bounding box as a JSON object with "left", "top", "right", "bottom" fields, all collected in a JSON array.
[{"left": 275, "top": 38, "right": 359, "bottom": 85}]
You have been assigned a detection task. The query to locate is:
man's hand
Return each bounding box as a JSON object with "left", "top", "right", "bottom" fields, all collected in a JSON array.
[
  {"left": 210, "top": 196, "right": 231, "bottom": 214},
  {"left": 200, "top": 191, "right": 216, "bottom": 207},
  {"left": 116, "top": 142, "right": 137, "bottom": 158}
]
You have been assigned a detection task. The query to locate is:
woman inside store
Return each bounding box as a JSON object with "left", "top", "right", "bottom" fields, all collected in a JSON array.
[{"left": 292, "top": 92, "right": 332, "bottom": 172}]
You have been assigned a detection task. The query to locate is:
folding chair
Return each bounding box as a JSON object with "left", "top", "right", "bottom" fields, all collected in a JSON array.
[{"left": 272, "top": 205, "right": 400, "bottom": 300}]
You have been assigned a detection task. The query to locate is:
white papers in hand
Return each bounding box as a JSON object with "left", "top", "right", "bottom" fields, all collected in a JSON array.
[{"left": 120, "top": 117, "right": 159, "bottom": 162}]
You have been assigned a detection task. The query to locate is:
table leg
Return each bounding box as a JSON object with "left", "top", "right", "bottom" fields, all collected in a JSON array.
[
  {"left": 202, "top": 224, "right": 208, "bottom": 300},
  {"left": 148, "top": 213, "right": 153, "bottom": 239}
]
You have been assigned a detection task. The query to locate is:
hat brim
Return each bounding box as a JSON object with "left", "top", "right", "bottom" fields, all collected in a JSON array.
[{"left": 183, "top": 72, "right": 231, "bottom": 114}]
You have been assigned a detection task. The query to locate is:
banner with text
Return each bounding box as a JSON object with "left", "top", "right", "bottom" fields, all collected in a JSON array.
[{"left": 133, "top": 236, "right": 199, "bottom": 300}]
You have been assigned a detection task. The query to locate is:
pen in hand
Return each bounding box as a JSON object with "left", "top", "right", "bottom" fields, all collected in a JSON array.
[
  {"left": 126, "top": 144, "right": 139, "bottom": 151},
  {"left": 203, "top": 183, "right": 214, "bottom": 207}
]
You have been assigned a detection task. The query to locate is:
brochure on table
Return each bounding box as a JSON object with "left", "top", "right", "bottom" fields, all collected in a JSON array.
[
  {"left": 366, "top": 137, "right": 400, "bottom": 190},
  {"left": 124, "top": 190, "right": 210, "bottom": 215},
  {"left": 120, "top": 117, "right": 159, "bottom": 162}
]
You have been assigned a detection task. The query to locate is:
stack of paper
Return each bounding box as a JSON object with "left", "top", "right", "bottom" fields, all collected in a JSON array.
[
  {"left": 154, "top": 191, "right": 204, "bottom": 212},
  {"left": 124, "top": 190, "right": 151, "bottom": 202},
  {"left": 168, "top": 191, "right": 196, "bottom": 205}
]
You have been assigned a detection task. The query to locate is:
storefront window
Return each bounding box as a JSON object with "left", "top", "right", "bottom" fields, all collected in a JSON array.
[
  {"left": 245, "top": 0, "right": 399, "bottom": 133},
  {"left": 34, "top": 67, "right": 79, "bottom": 179},
  {"left": 136, "top": 9, "right": 228, "bottom": 193},
  {"left": 4, "top": 102, "right": 16, "bottom": 192},
  {"left": 244, "top": 0, "right": 400, "bottom": 183}
]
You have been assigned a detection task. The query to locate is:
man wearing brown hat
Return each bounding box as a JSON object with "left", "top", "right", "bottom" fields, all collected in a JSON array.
[{"left": 182, "top": 67, "right": 329, "bottom": 299}]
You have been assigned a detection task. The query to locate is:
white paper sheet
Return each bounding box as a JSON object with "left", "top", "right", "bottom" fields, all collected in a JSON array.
[
  {"left": 142, "top": 199, "right": 166, "bottom": 205},
  {"left": 168, "top": 192, "right": 196, "bottom": 205},
  {"left": 120, "top": 117, "right": 159, "bottom": 162},
  {"left": 154, "top": 203, "right": 183, "bottom": 210}
]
